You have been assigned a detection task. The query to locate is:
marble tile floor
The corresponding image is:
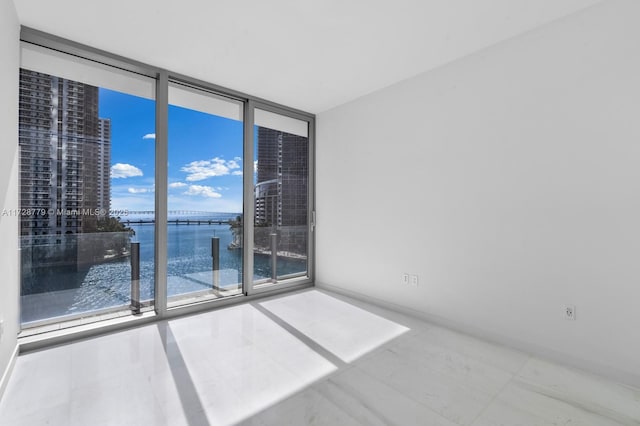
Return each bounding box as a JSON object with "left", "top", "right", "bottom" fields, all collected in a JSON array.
[{"left": 0, "top": 288, "right": 638, "bottom": 426}]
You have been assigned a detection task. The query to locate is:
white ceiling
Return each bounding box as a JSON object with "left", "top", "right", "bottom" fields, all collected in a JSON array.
[{"left": 14, "top": 0, "right": 604, "bottom": 114}]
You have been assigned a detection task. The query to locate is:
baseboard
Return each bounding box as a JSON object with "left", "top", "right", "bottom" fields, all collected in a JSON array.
[
  {"left": 0, "top": 344, "right": 19, "bottom": 402},
  {"left": 316, "top": 281, "right": 640, "bottom": 390}
]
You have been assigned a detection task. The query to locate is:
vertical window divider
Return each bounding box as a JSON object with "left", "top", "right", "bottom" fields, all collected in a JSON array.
[
  {"left": 155, "top": 70, "right": 169, "bottom": 317},
  {"left": 308, "top": 118, "right": 316, "bottom": 283},
  {"left": 243, "top": 100, "right": 255, "bottom": 295}
]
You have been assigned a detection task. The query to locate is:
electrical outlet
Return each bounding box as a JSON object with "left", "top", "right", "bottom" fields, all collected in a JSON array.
[
  {"left": 564, "top": 305, "right": 576, "bottom": 320},
  {"left": 402, "top": 273, "right": 409, "bottom": 285},
  {"left": 410, "top": 275, "right": 419, "bottom": 287}
]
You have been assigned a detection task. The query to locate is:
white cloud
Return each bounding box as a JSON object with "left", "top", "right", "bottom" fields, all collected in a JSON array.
[
  {"left": 181, "top": 157, "right": 242, "bottom": 181},
  {"left": 111, "top": 163, "right": 143, "bottom": 178},
  {"left": 254, "top": 160, "right": 258, "bottom": 174},
  {"left": 127, "top": 184, "right": 154, "bottom": 194},
  {"left": 169, "top": 182, "right": 187, "bottom": 188},
  {"left": 184, "top": 185, "right": 222, "bottom": 198},
  {"left": 127, "top": 187, "right": 148, "bottom": 194},
  {"left": 142, "top": 133, "right": 156, "bottom": 140},
  {"left": 232, "top": 171, "right": 243, "bottom": 176}
]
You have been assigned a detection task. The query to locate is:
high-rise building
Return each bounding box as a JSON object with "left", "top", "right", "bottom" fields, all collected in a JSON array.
[
  {"left": 18, "top": 69, "right": 110, "bottom": 238},
  {"left": 255, "top": 127, "right": 308, "bottom": 227},
  {"left": 97, "top": 118, "right": 111, "bottom": 217}
]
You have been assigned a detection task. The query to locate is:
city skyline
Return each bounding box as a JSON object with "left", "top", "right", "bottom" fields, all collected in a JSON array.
[{"left": 20, "top": 74, "right": 309, "bottom": 230}]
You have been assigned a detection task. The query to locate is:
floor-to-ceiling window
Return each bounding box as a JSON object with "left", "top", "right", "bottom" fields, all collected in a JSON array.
[
  {"left": 17, "top": 33, "right": 314, "bottom": 333},
  {"left": 167, "top": 82, "right": 244, "bottom": 307},
  {"left": 253, "top": 108, "right": 310, "bottom": 288},
  {"left": 19, "top": 42, "right": 156, "bottom": 327}
]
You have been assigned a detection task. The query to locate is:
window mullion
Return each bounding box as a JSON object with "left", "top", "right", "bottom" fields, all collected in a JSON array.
[
  {"left": 154, "top": 70, "right": 169, "bottom": 317},
  {"left": 243, "top": 100, "right": 255, "bottom": 295}
]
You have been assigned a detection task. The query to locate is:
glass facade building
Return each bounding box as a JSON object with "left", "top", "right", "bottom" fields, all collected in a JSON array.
[{"left": 255, "top": 127, "right": 308, "bottom": 228}]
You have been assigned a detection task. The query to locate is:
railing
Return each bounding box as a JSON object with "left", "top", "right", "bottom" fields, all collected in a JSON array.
[
  {"left": 20, "top": 225, "right": 308, "bottom": 327},
  {"left": 130, "top": 242, "right": 141, "bottom": 314}
]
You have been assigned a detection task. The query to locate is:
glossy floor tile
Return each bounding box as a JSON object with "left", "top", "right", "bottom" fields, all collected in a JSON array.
[
  {"left": 1, "top": 288, "right": 638, "bottom": 426},
  {"left": 260, "top": 291, "right": 411, "bottom": 363}
]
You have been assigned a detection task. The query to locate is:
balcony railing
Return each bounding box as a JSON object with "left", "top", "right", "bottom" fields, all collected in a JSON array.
[{"left": 20, "top": 223, "right": 308, "bottom": 328}]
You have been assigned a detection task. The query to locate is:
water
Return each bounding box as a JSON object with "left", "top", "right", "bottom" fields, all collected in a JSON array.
[{"left": 21, "top": 218, "right": 307, "bottom": 323}]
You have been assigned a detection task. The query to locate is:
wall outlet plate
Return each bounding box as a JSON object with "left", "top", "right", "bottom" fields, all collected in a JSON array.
[
  {"left": 402, "top": 273, "right": 409, "bottom": 285},
  {"left": 564, "top": 305, "right": 576, "bottom": 320},
  {"left": 410, "top": 275, "right": 419, "bottom": 287}
]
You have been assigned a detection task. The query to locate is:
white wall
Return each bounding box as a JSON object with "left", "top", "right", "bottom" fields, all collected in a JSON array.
[
  {"left": 317, "top": 0, "right": 640, "bottom": 387},
  {"left": 0, "top": 0, "right": 20, "bottom": 394}
]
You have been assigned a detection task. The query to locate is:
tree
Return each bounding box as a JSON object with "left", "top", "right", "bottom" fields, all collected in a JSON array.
[
  {"left": 228, "top": 215, "right": 243, "bottom": 249},
  {"left": 96, "top": 217, "right": 135, "bottom": 236}
]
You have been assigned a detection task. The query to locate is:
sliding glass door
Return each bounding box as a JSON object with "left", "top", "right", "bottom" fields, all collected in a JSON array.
[
  {"left": 252, "top": 108, "right": 310, "bottom": 288},
  {"left": 166, "top": 82, "right": 244, "bottom": 307}
]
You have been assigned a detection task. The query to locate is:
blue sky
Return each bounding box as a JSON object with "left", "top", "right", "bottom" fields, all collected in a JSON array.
[{"left": 100, "top": 88, "right": 244, "bottom": 214}]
